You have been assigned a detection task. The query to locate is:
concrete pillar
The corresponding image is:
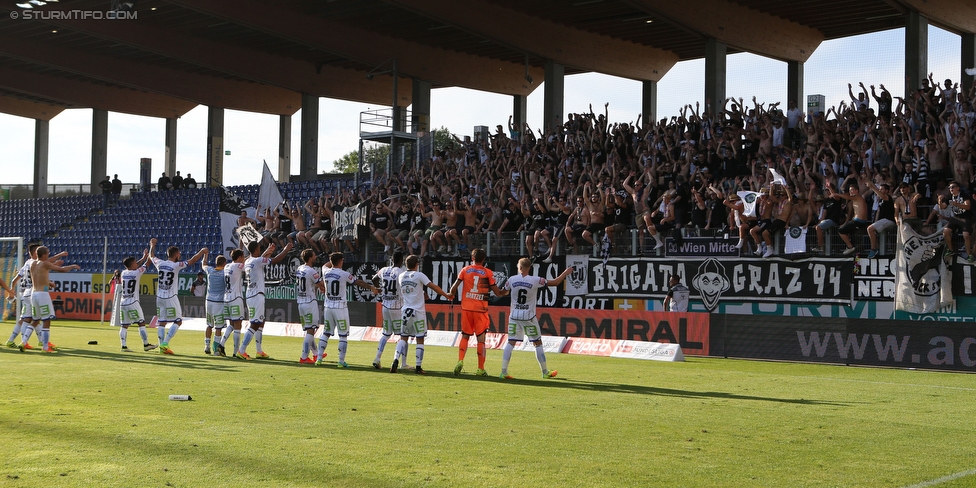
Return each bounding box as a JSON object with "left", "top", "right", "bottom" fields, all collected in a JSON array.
[
  {"left": 90, "top": 109, "right": 108, "bottom": 194},
  {"left": 300, "top": 93, "right": 319, "bottom": 181},
  {"left": 705, "top": 38, "right": 727, "bottom": 109},
  {"left": 206, "top": 106, "right": 224, "bottom": 188},
  {"left": 278, "top": 114, "right": 291, "bottom": 183},
  {"left": 543, "top": 60, "right": 564, "bottom": 133},
  {"left": 512, "top": 94, "right": 527, "bottom": 138},
  {"left": 963, "top": 33, "right": 976, "bottom": 92},
  {"left": 33, "top": 119, "right": 49, "bottom": 199},
  {"left": 641, "top": 80, "right": 657, "bottom": 130},
  {"left": 787, "top": 61, "right": 804, "bottom": 109},
  {"left": 164, "top": 117, "right": 177, "bottom": 180},
  {"left": 412, "top": 78, "right": 431, "bottom": 165},
  {"left": 905, "top": 10, "right": 928, "bottom": 98}
]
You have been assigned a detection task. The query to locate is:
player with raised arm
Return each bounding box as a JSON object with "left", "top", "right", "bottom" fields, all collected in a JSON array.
[
  {"left": 372, "top": 251, "right": 405, "bottom": 370},
  {"left": 149, "top": 238, "right": 207, "bottom": 355},
  {"left": 26, "top": 246, "right": 80, "bottom": 353},
  {"left": 499, "top": 258, "right": 573, "bottom": 379},
  {"left": 220, "top": 249, "right": 247, "bottom": 356},
  {"left": 392, "top": 254, "right": 452, "bottom": 374},
  {"left": 237, "top": 240, "right": 293, "bottom": 360},
  {"left": 8, "top": 244, "right": 67, "bottom": 349},
  {"left": 118, "top": 248, "right": 157, "bottom": 352},
  {"left": 295, "top": 249, "right": 325, "bottom": 364},
  {"left": 316, "top": 252, "right": 379, "bottom": 367},
  {"left": 448, "top": 248, "right": 509, "bottom": 376},
  {"left": 201, "top": 250, "right": 228, "bottom": 356}
]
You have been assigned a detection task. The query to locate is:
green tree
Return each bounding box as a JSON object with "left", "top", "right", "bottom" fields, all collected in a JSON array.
[
  {"left": 330, "top": 151, "right": 359, "bottom": 174},
  {"left": 431, "top": 126, "right": 460, "bottom": 153}
]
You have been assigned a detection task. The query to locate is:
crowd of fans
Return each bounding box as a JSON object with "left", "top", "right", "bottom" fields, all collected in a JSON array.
[{"left": 248, "top": 74, "right": 976, "bottom": 262}]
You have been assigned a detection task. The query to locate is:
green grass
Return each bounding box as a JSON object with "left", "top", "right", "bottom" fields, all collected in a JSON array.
[{"left": 0, "top": 320, "right": 974, "bottom": 487}]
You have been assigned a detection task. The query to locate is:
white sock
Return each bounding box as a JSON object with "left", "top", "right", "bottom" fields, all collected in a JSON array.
[
  {"left": 301, "top": 333, "right": 312, "bottom": 359},
  {"left": 255, "top": 329, "right": 264, "bottom": 353},
  {"left": 416, "top": 344, "right": 425, "bottom": 368},
  {"left": 535, "top": 345, "right": 548, "bottom": 373},
  {"left": 120, "top": 327, "right": 128, "bottom": 348},
  {"left": 501, "top": 342, "right": 514, "bottom": 375},
  {"left": 8, "top": 321, "right": 22, "bottom": 342},
  {"left": 317, "top": 336, "right": 330, "bottom": 358},
  {"left": 157, "top": 323, "right": 166, "bottom": 343},
  {"left": 240, "top": 328, "right": 254, "bottom": 353},
  {"left": 375, "top": 334, "right": 390, "bottom": 362},
  {"left": 40, "top": 328, "right": 49, "bottom": 348},
  {"left": 22, "top": 324, "right": 34, "bottom": 344},
  {"left": 138, "top": 326, "right": 148, "bottom": 345},
  {"left": 338, "top": 337, "right": 348, "bottom": 363},
  {"left": 395, "top": 339, "right": 407, "bottom": 362},
  {"left": 232, "top": 330, "right": 241, "bottom": 354},
  {"left": 165, "top": 323, "right": 181, "bottom": 343}
]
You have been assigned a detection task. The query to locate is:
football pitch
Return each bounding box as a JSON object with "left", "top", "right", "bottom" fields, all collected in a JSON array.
[{"left": 0, "top": 320, "right": 974, "bottom": 488}]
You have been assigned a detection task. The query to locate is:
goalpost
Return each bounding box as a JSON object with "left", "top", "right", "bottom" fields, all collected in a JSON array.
[{"left": 0, "top": 237, "right": 24, "bottom": 322}]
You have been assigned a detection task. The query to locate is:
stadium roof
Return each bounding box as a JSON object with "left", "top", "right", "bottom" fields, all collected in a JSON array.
[{"left": 0, "top": 0, "right": 972, "bottom": 119}]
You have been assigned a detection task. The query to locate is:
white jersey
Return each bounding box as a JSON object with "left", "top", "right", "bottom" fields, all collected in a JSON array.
[
  {"left": 374, "top": 265, "right": 404, "bottom": 309},
  {"left": 119, "top": 266, "right": 146, "bottom": 306},
  {"left": 504, "top": 273, "right": 547, "bottom": 321},
  {"left": 152, "top": 257, "right": 187, "bottom": 299},
  {"left": 667, "top": 283, "right": 690, "bottom": 312},
  {"left": 17, "top": 259, "right": 34, "bottom": 298},
  {"left": 397, "top": 270, "right": 431, "bottom": 311},
  {"left": 244, "top": 256, "right": 271, "bottom": 298},
  {"left": 295, "top": 264, "right": 322, "bottom": 304},
  {"left": 224, "top": 262, "right": 245, "bottom": 301},
  {"left": 322, "top": 267, "right": 355, "bottom": 309},
  {"left": 203, "top": 266, "right": 226, "bottom": 302}
]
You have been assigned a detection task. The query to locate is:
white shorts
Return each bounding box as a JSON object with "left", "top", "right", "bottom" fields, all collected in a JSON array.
[
  {"left": 247, "top": 294, "right": 265, "bottom": 324},
  {"left": 156, "top": 296, "right": 182, "bottom": 323},
  {"left": 224, "top": 297, "right": 247, "bottom": 321},
  {"left": 869, "top": 218, "right": 896, "bottom": 233},
  {"left": 298, "top": 301, "right": 320, "bottom": 331},
  {"left": 120, "top": 302, "right": 145, "bottom": 326},
  {"left": 400, "top": 307, "right": 427, "bottom": 338},
  {"left": 323, "top": 307, "right": 350, "bottom": 336},
  {"left": 19, "top": 291, "right": 33, "bottom": 319},
  {"left": 381, "top": 306, "right": 402, "bottom": 336},
  {"left": 507, "top": 317, "right": 542, "bottom": 342},
  {"left": 206, "top": 300, "right": 226, "bottom": 328},
  {"left": 31, "top": 291, "right": 55, "bottom": 321}
]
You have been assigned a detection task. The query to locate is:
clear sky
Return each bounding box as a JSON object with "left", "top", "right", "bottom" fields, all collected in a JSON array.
[{"left": 0, "top": 25, "right": 967, "bottom": 188}]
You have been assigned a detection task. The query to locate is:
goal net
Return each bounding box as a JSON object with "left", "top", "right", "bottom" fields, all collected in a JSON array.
[{"left": 0, "top": 237, "right": 24, "bottom": 322}]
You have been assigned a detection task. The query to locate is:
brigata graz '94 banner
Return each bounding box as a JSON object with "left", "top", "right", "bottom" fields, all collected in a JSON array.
[
  {"left": 422, "top": 255, "right": 854, "bottom": 311},
  {"left": 585, "top": 256, "right": 853, "bottom": 310}
]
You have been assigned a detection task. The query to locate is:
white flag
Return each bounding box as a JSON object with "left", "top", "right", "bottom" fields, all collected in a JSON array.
[
  {"left": 894, "top": 223, "right": 952, "bottom": 313},
  {"left": 258, "top": 160, "right": 284, "bottom": 211},
  {"left": 564, "top": 255, "right": 588, "bottom": 296},
  {"left": 737, "top": 191, "right": 759, "bottom": 218},
  {"left": 768, "top": 168, "right": 788, "bottom": 187},
  {"left": 783, "top": 226, "right": 807, "bottom": 254}
]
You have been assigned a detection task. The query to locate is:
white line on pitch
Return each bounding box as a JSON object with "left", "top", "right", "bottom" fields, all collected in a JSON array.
[{"left": 903, "top": 468, "right": 976, "bottom": 488}]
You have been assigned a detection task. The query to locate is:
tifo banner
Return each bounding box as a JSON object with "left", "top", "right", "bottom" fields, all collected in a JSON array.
[
  {"left": 219, "top": 186, "right": 251, "bottom": 254},
  {"left": 894, "top": 223, "right": 951, "bottom": 313},
  {"left": 855, "top": 257, "right": 896, "bottom": 300},
  {"left": 564, "top": 254, "right": 588, "bottom": 296},
  {"left": 587, "top": 256, "right": 853, "bottom": 307},
  {"left": 332, "top": 201, "right": 370, "bottom": 240}
]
